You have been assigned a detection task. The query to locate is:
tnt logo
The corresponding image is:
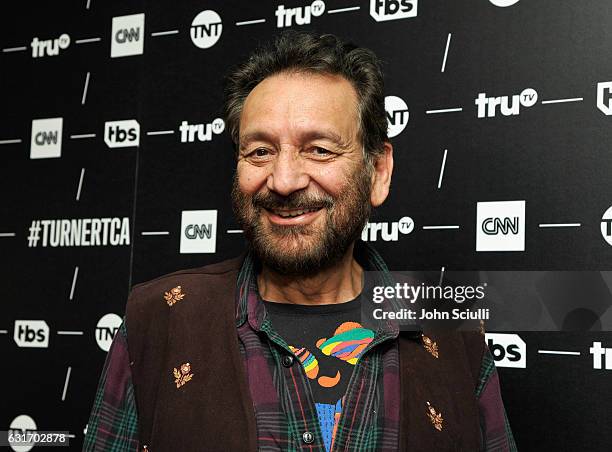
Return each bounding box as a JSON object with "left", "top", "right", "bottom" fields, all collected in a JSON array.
[
  {"left": 485, "top": 333, "right": 526, "bottom": 368},
  {"left": 476, "top": 200, "right": 525, "bottom": 252},
  {"left": 179, "top": 118, "right": 225, "bottom": 143},
  {"left": 31, "top": 33, "right": 70, "bottom": 58},
  {"left": 14, "top": 320, "right": 49, "bottom": 348},
  {"left": 370, "top": 0, "right": 417, "bottom": 22},
  {"left": 111, "top": 13, "right": 145, "bottom": 58},
  {"left": 9, "top": 415, "right": 37, "bottom": 452},
  {"left": 590, "top": 342, "right": 612, "bottom": 370},
  {"left": 191, "top": 10, "right": 223, "bottom": 49},
  {"left": 104, "top": 120, "right": 140, "bottom": 148},
  {"left": 597, "top": 81, "right": 612, "bottom": 116},
  {"left": 475, "top": 88, "right": 537, "bottom": 118},
  {"left": 385, "top": 95, "right": 409, "bottom": 138},
  {"left": 180, "top": 210, "right": 217, "bottom": 254},
  {"left": 30, "top": 118, "right": 63, "bottom": 159},
  {"left": 601, "top": 206, "right": 612, "bottom": 246},
  {"left": 276, "top": 1, "right": 325, "bottom": 28},
  {"left": 95, "top": 313, "right": 122, "bottom": 352},
  {"left": 489, "top": 0, "right": 520, "bottom": 6},
  {"left": 361, "top": 216, "right": 414, "bottom": 242}
]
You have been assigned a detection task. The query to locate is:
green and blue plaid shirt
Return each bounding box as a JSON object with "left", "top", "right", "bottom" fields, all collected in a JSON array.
[{"left": 84, "top": 242, "right": 517, "bottom": 451}]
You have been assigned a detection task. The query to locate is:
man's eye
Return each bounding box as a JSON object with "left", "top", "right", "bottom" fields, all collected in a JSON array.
[
  {"left": 251, "top": 148, "right": 270, "bottom": 157},
  {"left": 311, "top": 147, "right": 332, "bottom": 156}
]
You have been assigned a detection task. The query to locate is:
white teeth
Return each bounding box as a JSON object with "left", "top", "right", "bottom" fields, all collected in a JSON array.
[{"left": 273, "top": 208, "right": 318, "bottom": 218}]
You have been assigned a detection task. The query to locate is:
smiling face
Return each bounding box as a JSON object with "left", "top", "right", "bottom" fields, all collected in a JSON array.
[{"left": 231, "top": 71, "right": 377, "bottom": 275}]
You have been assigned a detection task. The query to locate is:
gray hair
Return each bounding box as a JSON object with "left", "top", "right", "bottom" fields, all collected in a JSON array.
[{"left": 223, "top": 30, "right": 388, "bottom": 168}]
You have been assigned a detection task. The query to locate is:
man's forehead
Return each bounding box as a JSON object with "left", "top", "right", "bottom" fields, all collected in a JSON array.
[{"left": 239, "top": 72, "right": 360, "bottom": 145}]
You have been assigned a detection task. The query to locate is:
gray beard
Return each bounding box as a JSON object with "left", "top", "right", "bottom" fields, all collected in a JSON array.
[{"left": 231, "top": 166, "right": 373, "bottom": 277}]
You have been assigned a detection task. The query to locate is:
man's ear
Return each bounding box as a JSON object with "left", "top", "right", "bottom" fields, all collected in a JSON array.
[{"left": 370, "top": 142, "right": 393, "bottom": 207}]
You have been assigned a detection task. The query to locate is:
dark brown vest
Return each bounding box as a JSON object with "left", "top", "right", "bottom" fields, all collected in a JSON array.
[{"left": 126, "top": 254, "right": 483, "bottom": 451}]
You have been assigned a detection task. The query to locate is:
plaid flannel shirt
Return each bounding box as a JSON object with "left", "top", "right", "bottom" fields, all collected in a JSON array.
[{"left": 84, "top": 242, "right": 517, "bottom": 451}]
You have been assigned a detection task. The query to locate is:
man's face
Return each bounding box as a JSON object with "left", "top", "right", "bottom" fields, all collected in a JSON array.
[{"left": 231, "top": 71, "right": 373, "bottom": 276}]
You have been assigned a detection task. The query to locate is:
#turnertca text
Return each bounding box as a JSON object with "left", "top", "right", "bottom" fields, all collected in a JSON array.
[{"left": 27, "top": 217, "right": 130, "bottom": 247}]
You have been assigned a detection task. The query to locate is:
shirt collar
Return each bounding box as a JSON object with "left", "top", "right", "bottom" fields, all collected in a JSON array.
[{"left": 235, "top": 240, "right": 421, "bottom": 340}]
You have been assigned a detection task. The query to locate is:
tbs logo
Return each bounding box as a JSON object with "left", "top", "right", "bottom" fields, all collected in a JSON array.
[
  {"left": 485, "top": 333, "right": 526, "bottom": 368},
  {"left": 14, "top": 320, "right": 49, "bottom": 348},
  {"left": 370, "top": 0, "right": 417, "bottom": 22},
  {"left": 104, "top": 120, "right": 140, "bottom": 148}
]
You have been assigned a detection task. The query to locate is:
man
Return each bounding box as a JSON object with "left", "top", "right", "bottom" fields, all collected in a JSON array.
[{"left": 84, "top": 31, "right": 516, "bottom": 451}]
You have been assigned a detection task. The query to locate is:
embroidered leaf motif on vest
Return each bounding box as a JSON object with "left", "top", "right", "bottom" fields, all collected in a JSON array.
[
  {"left": 164, "top": 285, "right": 185, "bottom": 306},
  {"left": 173, "top": 362, "right": 194, "bottom": 388},
  {"left": 421, "top": 334, "right": 439, "bottom": 358},
  {"left": 426, "top": 401, "right": 444, "bottom": 431}
]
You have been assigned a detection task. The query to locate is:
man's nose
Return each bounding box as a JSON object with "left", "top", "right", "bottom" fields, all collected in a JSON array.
[{"left": 266, "top": 150, "right": 310, "bottom": 196}]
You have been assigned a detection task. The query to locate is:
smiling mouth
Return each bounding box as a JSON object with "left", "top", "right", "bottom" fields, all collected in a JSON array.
[{"left": 265, "top": 207, "right": 323, "bottom": 218}]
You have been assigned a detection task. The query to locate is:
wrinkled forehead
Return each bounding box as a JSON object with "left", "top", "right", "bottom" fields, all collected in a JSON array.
[{"left": 239, "top": 71, "right": 361, "bottom": 148}]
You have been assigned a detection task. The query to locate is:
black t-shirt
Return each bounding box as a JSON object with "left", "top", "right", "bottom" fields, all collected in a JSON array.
[{"left": 263, "top": 293, "right": 375, "bottom": 451}]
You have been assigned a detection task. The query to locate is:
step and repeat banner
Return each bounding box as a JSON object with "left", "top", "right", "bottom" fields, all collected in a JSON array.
[{"left": 2, "top": 0, "right": 612, "bottom": 450}]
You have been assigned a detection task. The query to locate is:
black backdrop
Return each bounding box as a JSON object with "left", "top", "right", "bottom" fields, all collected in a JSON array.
[{"left": 2, "top": 0, "right": 612, "bottom": 450}]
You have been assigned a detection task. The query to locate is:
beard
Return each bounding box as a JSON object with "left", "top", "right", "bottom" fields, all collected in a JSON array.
[{"left": 231, "top": 163, "right": 373, "bottom": 277}]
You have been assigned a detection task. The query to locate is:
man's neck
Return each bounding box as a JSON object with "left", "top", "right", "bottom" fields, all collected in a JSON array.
[{"left": 257, "top": 242, "right": 364, "bottom": 306}]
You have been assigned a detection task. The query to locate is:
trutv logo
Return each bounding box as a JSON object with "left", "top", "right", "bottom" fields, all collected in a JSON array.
[
  {"left": 180, "top": 118, "right": 225, "bottom": 143},
  {"left": 361, "top": 216, "right": 414, "bottom": 242},
  {"left": 370, "top": 0, "right": 418, "bottom": 22},
  {"left": 475, "top": 88, "right": 537, "bottom": 118},
  {"left": 111, "top": 13, "right": 145, "bottom": 58},
  {"left": 31, "top": 33, "right": 70, "bottom": 58},
  {"left": 276, "top": 1, "right": 325, "bottom": 28},
  {"left": 591, "top": 342, "right": 612, "bottom": 370},
  {"left": 485, "top": 333, "right": 526, "bottom": 368}
]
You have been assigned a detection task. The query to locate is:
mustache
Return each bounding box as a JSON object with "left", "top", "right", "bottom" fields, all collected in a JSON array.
[{"left": 251, "top": 191, "right": 334, "bottom": 211}]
